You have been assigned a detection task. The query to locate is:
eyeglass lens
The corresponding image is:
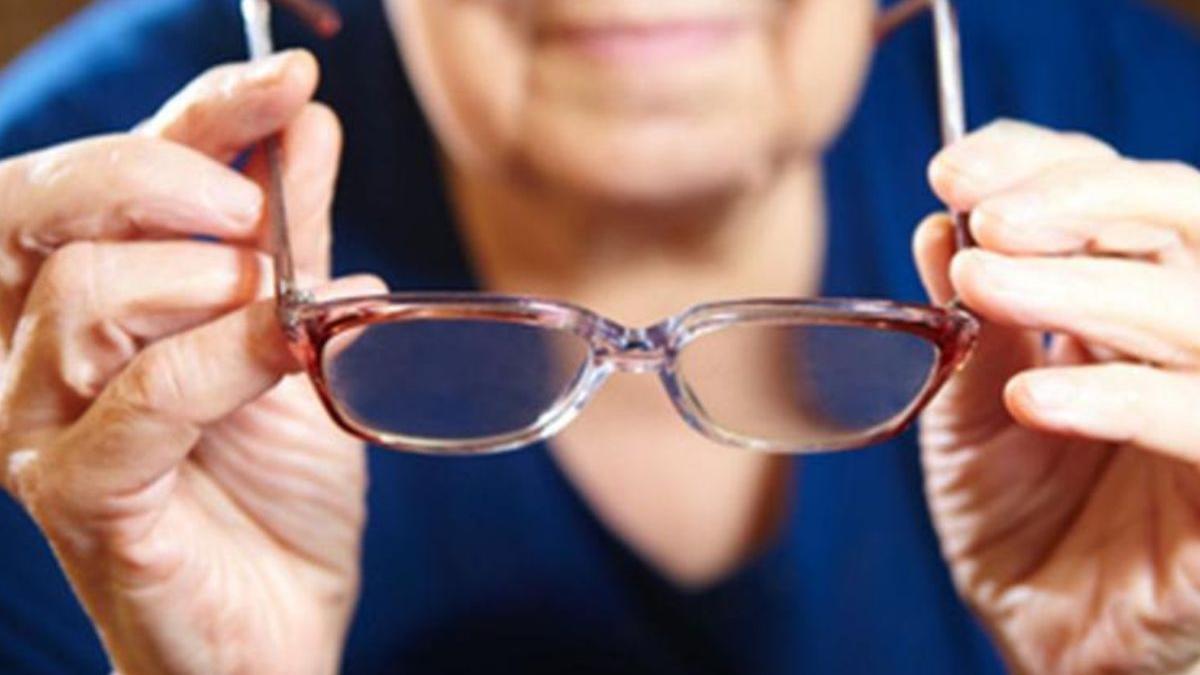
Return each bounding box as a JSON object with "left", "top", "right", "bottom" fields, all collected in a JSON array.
[
  {"left": 324, "top": 319, "right": 592, "bottom": 441},
  {"left": 320, "top": 317, "right": 941, "bottom": 452},
  {"left": 676, "top": 322, "right": 938, "bottom": 449}
]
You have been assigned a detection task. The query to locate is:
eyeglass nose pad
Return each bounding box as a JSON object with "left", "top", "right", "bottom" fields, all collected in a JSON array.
[{"left": 598, "top": 326, "right": 673, "bottom": 374}]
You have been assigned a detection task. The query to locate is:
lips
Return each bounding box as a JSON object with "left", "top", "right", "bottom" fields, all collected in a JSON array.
[{"left": 541, "top": 19, "right": 746, "bottom": 65}]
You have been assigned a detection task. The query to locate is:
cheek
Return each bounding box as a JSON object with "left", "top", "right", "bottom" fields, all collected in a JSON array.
[
  {"left": 395, "top": 0, "right": 875, "bottom": 203},
  {"left": 391, "top": 0, "right": 530, "bottom": 171},
  {"left": 779, "top": 0, "right": 875, "bottom": 150}
]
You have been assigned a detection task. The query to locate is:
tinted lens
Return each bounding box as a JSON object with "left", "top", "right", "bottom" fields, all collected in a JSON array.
[
  {"left": 676, "top": 322, "right": 939, "bottom": 450},
  {"left": 323, "top": 319, "right": 591, "bottom": 443}
]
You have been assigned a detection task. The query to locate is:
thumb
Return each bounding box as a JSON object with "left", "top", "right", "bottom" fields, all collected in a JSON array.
[
  {"left": 44, "top": 274, "right": 382, "bottom": 502},
  {"left": 912, "top": 213, "right": 1042, "bottom": 441}
]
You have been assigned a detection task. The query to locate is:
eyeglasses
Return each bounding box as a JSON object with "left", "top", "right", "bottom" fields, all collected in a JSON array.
[{"left": 241, "top": 0, "right": 980, "bottom": 456}]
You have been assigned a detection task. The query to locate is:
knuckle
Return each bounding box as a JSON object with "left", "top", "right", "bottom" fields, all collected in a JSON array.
[
  {"left": 105, "top": 133, "right": 169, "bottom": 171},
  {"left": 73, "top": 133, "right": 157, "bottom": 172},
  {"left": 33, "top": 240, "right": 99, "bottom": 309},
  {"left": 18, "top": 461, "right": 165, "bottom": 576},
  {"left": 63, "top": 318, "right": 137, "bottom": 401},
  {"left": 20, "top": 135, "right": 165, "bottom": 214},
  {"left": 82, "top": 133, "right": 167, "bottom": 176},
  {"left": 0, "top": 154, "right": 33, "bottom": 223},
  {"left": 11, "top": 450, "right": 90, "bottom": 547},
  {"left": 0, "top": 446, "right": 38, "bottom": 508},
  {"left": 7, "top": 145, "right": 86, "bottom": 250},
  {"left": 20, "top": 140, "right": 82, "bottom": 191},
  {"left": 103, "top": 533, "right": 182, "bottom": 582},
  {"left": 113, "top": 339, "right": 189, "bottom": 419},
  {"left": 1057, "top": 130, "right": 1117, "bottom": 159},
  {"left": 165, "top": 94, "right": 211, "bottom": 143}
]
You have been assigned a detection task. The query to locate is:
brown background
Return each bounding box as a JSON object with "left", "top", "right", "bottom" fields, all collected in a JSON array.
[
  {"left": 0, "top": 0, "right": 89, "bottom": 65},
  {"left": 1, "top": 0, "right": 1200, "bottom": 65}
]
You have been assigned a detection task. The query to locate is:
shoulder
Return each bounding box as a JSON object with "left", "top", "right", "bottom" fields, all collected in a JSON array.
[
  {"left": 963, "top": 0, "right": 1200, "bottom": 159},
  {"left": 0, "top": 0, "right": 243, "bottom": 156}
]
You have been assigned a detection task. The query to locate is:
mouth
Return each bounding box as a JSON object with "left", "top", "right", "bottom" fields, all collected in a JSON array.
[{"left": 539, "top": 18, "right": 748, "bottom": 65}]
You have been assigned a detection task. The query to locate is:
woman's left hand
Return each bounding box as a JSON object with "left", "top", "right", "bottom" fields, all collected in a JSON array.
[{"left": 915, "top": 119, "right": 1200, "bottom": 675}]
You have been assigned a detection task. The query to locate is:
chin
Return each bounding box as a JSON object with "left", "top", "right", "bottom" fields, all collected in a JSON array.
[{"left": 516, "top": 111, "right": 779, "bottom": 207}]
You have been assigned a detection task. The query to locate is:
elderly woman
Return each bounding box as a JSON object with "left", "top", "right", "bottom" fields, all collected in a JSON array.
[{"left": 1, "top": 0, "right": 1199, "bottom": 673}]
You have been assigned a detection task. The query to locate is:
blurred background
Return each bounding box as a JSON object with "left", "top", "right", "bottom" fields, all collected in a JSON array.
[
  {"left": 0, "top": 0, "right": 90, "bottom": 65},
  {"left": 2, "top": 0, "right": 1200, "bottom": 66}
]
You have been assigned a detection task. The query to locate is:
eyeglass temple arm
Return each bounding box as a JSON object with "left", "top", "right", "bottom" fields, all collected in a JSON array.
[
  {"left": 240, "top": 0, "right": 341, "bottom": 329},
  {"left": 930, "top": 0, "right": 974, "bottom": 250},
  {"left": 877, "top": 0, "right": 972, "bottom": 252}
]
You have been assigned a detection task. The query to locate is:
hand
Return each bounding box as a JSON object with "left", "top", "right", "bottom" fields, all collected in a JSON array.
[
  {"left": 0, "top": 51, "right": 381, "bottom": 674},
  {"left": 915, "top": 120, "right": 1200, "bottom": 674}
]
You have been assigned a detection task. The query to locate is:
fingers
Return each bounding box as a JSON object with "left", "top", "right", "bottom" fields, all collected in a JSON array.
[
  {"left": 26, "top": 241, "right": 270, "bottom": 339},
  {"left": 137, "top": 50, "right": 319, "bottom": 163},
  {"left": 0, "top": 49, "right": 322, "bottom": 258},
  {"left": 912, "top": 213, "right": 1045, "bottom": 436},
  {"left": 0, "top": 240, "right": 272, "bottom": 435},
  {"left": 951, "top": 249, "right": 1200, "bottom": 368},
  {"left": 43, "top": 275, "right": 383, "bottom": 500},
  {"left": 968, "top": 159, "right": 1200, "bottom": 258},
  {"left": 1, "top": 134, "right": 262, "bottom": 254},
  {"left": 244, "top": 102, "right": 342, "bottom": 280},
  {"left": 139, "top": 51, "right": 334, "bottom": 280},
  {"left": 932, "top": 119, "right": 1200, "bottom": 262},
  {"left": 1006, "top": 364, "right": 1200, "bottom": 465},
  {"left": 913, "top": 213, "right": 957, "bottom": 304},
  {"left": 921, "top": 119, "right": 1200, "bottom": 472},
  {"left": 929, "top": 118, "right": 1117, "bottom": 210}
]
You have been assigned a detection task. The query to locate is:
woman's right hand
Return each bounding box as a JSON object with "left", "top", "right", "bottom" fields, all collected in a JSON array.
[{"left": 0, "top": 50, "right": 380, "bottom": 675}]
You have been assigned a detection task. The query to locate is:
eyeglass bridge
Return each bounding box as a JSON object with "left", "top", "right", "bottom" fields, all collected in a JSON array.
[{"left": 600, "top": 327, "right": 672, "bottom": 374}]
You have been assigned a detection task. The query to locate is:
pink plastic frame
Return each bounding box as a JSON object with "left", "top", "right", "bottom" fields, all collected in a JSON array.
[{"left": 243, "top": 0, "right": 981, "bottom": 455}]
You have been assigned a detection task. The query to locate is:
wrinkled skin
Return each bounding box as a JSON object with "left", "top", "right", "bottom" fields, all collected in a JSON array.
[
  {"left": 915, "top": 121, "right": 1200, "bottom": 675},
  {"left": 1, "top": 17, "right": 1199, "bottom": 675},
  {"left": 0, "top": 52, "right": 379, "bottom": 674}
]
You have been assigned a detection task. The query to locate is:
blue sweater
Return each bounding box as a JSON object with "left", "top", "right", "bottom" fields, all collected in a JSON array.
[{"left": 1, "top": 1, "right": 1199, "bottom": 672}]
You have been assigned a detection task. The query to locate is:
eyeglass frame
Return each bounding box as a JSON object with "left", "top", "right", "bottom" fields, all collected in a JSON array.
[{"left": 241, "top": 0, "right": 981, "bottom": 456}]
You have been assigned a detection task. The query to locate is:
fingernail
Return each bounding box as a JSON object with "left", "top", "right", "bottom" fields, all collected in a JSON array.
[
  {"left": 1023, "top": 376, "right": 1077, "bottom": 412},
  {"left": 246, "top": 51, "right": 294, "bottom": 85},
  {"left": 930, "top": 154, "right": 987, "bottom": 205},
  {"left": 962, "top": 249, "right": 1025, "bottom": 294}
]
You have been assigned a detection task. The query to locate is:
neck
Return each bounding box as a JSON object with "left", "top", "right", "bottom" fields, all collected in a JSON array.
[{"left": 450, "top": 158, "right": 826, "bottom": 326}]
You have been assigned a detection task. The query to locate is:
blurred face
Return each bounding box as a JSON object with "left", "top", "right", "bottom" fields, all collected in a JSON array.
[{"left": 387, "top": 0, "right": 876, "bottom": 204}]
